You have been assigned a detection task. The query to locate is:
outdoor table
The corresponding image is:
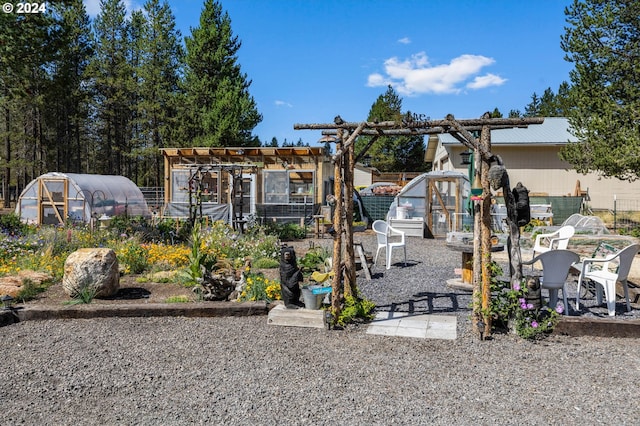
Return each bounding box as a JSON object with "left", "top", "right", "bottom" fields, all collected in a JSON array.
[{"left": 446, "top": 241, "right": 504, "bottom": 290}]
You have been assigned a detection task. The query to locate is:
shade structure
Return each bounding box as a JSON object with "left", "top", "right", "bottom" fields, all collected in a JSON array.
[{"left": 16, "top": 172, "right": 150, "bottom": 225}]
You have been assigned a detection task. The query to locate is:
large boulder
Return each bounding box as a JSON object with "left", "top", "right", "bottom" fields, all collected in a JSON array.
[{"left": 63, "top": 248, "right": 120, "bottom": 298}]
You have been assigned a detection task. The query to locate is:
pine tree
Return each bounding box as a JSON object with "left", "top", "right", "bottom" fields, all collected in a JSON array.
[
  {"left": 355, "top": 86, "right": 426, "bottom": 172},
  {"left": 46, "top": 0, "right": 94, "bottom": 174},
  {"left": 0, "top": 11, "right": 54, "bottom": 203},
  {"left": 133, "top": 0, "right": 184, "bottom": 186},
  {"left": 559, "top": 0, "right": 640, "bottom": 181},
  {"left": 88, "top": 0, "right": 131, "bottom": 175},
  {"left": 182, "top": 0, "right": 262, "bottom": 147}
]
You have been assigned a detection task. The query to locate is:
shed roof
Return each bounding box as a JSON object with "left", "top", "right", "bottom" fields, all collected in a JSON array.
[
  {"left": 160, "top": 146, "right": 326, "bottom": 158},
  {"left": 439, "top": 117, "right": 578, "bottom": 146}
]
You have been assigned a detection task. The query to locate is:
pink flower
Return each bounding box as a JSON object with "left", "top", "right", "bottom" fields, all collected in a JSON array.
[
  {"left": 531, "top": 321, "right": 539, "bottom": 328},
  {"left": 513, "top": 283, "right": 520, "bottom": 291},
  {"left": 526, "top": 303, "right": 534, "bottom": 310},
  {"left": 555, "top": 304, "right": 564, "bottom": 314}
]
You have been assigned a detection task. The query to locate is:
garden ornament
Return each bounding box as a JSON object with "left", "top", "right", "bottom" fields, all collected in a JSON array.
[{"left": 279, "top": 246, "right": 304, "bottom": 309}]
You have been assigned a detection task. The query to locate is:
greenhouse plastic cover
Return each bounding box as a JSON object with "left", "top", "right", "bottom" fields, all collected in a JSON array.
[{"left": 16, "top": 172, "right": 150, "bottom": 223}]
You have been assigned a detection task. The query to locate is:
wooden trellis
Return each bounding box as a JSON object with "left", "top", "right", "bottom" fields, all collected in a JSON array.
[{"left": 294, "top": 114, "right": 543, "bottom": 338}]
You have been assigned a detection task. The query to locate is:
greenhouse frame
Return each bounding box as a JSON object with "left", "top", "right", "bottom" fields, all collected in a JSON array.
[
  {"left": 16, "top": 172, "right": 151, "bottom": 225},
  {"left": 387, "top": 171, "right": 471, "bottom": 238}
]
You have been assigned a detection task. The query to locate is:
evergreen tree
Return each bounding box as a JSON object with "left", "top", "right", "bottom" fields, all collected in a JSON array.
[
  {"left": 0, "top": 10, "right": 55, "bottom": 203},
  {"left": 559, "top": 0, "right": 640, "bottom": 181},
  {"left": 265, "top": 137, "right": 279, "bottom": 147},
  {"left": 524, "top": 93, "right": 541, "bottom": 117},
  {"left": 489, "top": 108, "right": 503, "bottom": 118},
  {"left": 355, "top": 86, "right": 426, "bottom": 172},
  {"left": 182, "top": 0, "right": 262, "bottom": 147},
  {"left": 46, "top": 0, "right": 94, "bottom": 174},
  {"left": 134, "top": 0, "right": 183, "bottom": 187},
  {"left": 88, "top": 0, "right": 132, "bottom": 174}
]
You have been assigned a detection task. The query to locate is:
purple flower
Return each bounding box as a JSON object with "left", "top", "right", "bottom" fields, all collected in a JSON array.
[
  {"left": 513, "top": 283, "right": 520, "bottom": 291},
  {"left": 518, "top": 298, "right": 526, "bottom": 304},
  {"left": 555, "top": 304, "right": 564, "bottom": 314},
  {"left": 526, "top": 303, "right": 534, "bottom": 310},
  {"left": 531, "top": 321, "right": 539, "bottom": 328},
  {"left": 520, "top": 303, "right": 528, "bottom": 310}
]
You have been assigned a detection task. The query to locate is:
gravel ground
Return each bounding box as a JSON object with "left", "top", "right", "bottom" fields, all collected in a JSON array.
[{"left": 2, "top": 235, "right": 640, "bottom": 425}]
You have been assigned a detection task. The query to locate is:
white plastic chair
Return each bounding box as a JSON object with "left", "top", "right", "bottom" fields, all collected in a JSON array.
[
  {"left": 372, "top": 220, "right": 407, "bottom": 270},
  {"left": 522, "top": 249, "right": 580, "bottom": 314},
  {"left": 576, "top": 243, "right": 640, "bottom": 317},
  {"left": 532, "top": 225, "right": 575, "bottom": 257}
]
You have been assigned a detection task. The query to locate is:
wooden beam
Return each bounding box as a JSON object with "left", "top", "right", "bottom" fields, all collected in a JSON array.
[
  {"left": 294, "top": 116, "right": 543, "bottom": 131},
  {"left": 331, "top": 122, "right": 365, "bottom": 161}
]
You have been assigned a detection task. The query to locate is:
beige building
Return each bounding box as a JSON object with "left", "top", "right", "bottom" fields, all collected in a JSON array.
[{"left": 427, "top": 117, "right": 640, "bottom": 211}]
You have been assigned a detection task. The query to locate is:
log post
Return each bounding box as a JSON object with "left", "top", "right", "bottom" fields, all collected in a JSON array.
[
  {"left": 330, "top": 132, "right": 344, "bottom": 317},
  {"left": 480, "top": 126, "right": 493, "bottom": 338},
  {"left": 472, "top": 146, "right": 483, "bottom": 336},
  {"left": 344, "top": 139, "right": 356, "bottom": 297}
]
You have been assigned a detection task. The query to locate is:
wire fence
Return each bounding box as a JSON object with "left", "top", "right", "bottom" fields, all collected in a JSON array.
[{"left": 611, "top": 197, "right": 640, "bottom": 232}]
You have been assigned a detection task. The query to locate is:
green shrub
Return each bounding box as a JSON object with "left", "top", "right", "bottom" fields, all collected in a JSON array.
[
  {"left": 252, "top": 257, "right": 279, "bottom": 269},
  {"left": 16, "top": 278, "right": 51, "bottom": 303},
  {"left": 263, "top": 221, "right": 307, "bottom": 240},
  {"left": 0, "top": 213, "right": 29, "bottom": 236},
  {"left": 336, "top": 295, "right": 376, "bottom": 327},
  {"left": 299, "top": 246, "right": 331, "bottom": 275}
]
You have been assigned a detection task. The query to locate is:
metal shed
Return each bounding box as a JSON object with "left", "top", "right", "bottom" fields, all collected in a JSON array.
[{"left": 15, "top": 172, "right": 150, "bottom": 225}]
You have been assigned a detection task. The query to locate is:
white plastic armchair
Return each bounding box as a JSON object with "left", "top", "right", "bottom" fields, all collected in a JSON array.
[
  {"left": 532, "top": 225, "right": 575, "bottom": 258},
  {"left": 576, "top": 243, "right": 640, "bottom": 317},
  {"left": 522, "top": 249, "right": 580, "bottom": 314},
  {"left": 372, "top": 220, "right": 407, "bottom": 270}
]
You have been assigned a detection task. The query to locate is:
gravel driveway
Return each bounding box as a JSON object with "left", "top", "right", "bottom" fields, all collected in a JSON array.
[{"left": 2, "top": 235, "right": 640, "bottom": 425}]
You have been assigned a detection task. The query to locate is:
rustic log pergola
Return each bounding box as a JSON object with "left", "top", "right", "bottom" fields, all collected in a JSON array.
[{"left": 294, "top": 114, "right": 544, "bottom": 338}]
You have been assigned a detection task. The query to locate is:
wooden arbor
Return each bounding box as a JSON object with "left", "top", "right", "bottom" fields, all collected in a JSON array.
[{"left": 295, "top": 114, "right": 543, "bottom": 338}]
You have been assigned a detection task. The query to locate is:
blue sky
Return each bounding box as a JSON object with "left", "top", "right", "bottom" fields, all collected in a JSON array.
[{"left": 84, "top": 0, "right": 574, "bottom": 146}]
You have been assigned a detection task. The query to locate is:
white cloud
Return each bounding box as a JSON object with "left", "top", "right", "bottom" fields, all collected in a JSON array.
[
  {"left": 398, "top": 37, "right": 411, "bottom": 44},
  {"left": 467, "top": 73, "right": 507, "bottom": 89},
  {"left": 275, "top": 100, "right": 293, "bottom": 108},
  {"left": 367, "top": 51, "right": 506, "bottom": 96}
]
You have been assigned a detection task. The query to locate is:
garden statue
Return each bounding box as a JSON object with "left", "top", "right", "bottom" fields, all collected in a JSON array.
[
  {"left": 279, "top": 245, "right": 304, "bottom": 309},
  {"left": 513, "top": 182, "right": 531, "bottom": 227}
]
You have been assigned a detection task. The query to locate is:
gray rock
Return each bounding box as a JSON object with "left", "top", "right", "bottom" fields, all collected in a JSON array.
[{"left": 62, "top": 248, "right": 119, "bottom": 298}]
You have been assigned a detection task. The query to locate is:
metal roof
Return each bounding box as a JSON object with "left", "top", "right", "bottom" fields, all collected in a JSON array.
[{"left": 439, "top": 117, "right": 578, "bottom": 145}]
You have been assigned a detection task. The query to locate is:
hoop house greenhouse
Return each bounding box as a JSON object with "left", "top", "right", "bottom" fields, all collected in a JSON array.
[{"left": 16, "top": 172, "right": 151, "bottom": 225}]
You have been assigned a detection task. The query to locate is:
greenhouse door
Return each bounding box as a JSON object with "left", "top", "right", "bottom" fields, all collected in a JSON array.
[
  {"left": 39, "top": 177, "right": 68, "bottom": 225},
  {"left": 426, "top": 176, "right": 463, "bottom": 237}
]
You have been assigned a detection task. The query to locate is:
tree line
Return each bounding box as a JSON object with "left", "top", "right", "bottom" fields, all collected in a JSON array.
[
  {"left": 0, "top": 0, "right": 261, "bottom": 207},
  {"left": 1, "top": 0, "right": 637, "bottom": 209}
]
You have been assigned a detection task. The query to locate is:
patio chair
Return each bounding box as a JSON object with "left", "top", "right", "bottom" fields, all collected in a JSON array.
[
  {"left": 522, "top": 249, "right": 580, "bottom": 315},
  {"left": 372, "top": 220, "right": 407, "bottom": 270},
  {"left": 532, "top": 225, "right": 575, "bottom": 258},
  {"left": 575, "top": 243, "right": 640, "bottom": 317}
]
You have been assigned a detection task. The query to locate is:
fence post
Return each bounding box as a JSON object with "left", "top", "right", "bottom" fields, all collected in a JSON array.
[{"left": 613, "top": 194, "right": 617, "bottom": 232}]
